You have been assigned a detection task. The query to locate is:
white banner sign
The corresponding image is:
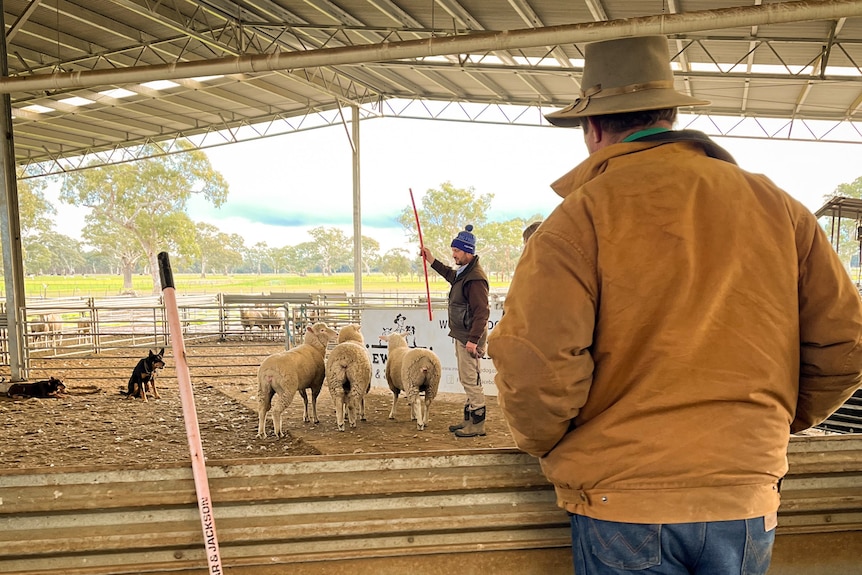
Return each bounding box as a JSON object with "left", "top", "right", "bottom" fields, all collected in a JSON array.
[{"left": 360, "top": 308, "right": 503, "bottom": 396}]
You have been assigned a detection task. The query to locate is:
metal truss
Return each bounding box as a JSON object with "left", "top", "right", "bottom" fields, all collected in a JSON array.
[
  {"left": 10, "top": 0, "right": 396, "bottom": 108},
  {"left": 17, "top": 105, "right": 379, "bottom": 178},
  {"left": 375, "top": 98, "right": 862, "bottom": 144},
  {"left": 11, "top": 1, "right": 862, "bottom": 109},
  {"left": 18, "top": 97, "right": 861, "bottom": 180}
]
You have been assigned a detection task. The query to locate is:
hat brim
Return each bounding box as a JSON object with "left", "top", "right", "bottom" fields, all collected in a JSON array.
[{"left": 545, "top": 89, "right": 711, "bottom": 127}]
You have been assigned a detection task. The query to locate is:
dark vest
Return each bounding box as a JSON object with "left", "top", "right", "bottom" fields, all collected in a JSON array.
[{"left": 447, "top": 256, "right": 489, "bottom": 345}]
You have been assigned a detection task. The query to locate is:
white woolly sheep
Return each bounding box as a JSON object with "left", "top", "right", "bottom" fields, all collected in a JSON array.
[
  {"left": 31, "top": 313, "right": 63, "bottom": 348},
  {"left": 326, "top": 324, "right": 373, "bottom": 432},
  {"left": 383, "top": 333, "right": 441, "bottom": 430},
  {"left": 241, "top": 307, "right": 284, "bottom": 340},
  {"left": 259, "top": 306, "right": 285, "bottom": 338},
  {"left": 240, "top": 308, "right": 266, "bottom": 340},
  {"left": 256, "top": 322, "right": 337, "bottom": 438},
  {"left": 76, "top": 312, "right": 93, "bottom": 344}
]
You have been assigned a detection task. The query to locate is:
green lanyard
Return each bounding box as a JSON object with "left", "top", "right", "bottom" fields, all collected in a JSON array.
[{"left": 622, "top": 127, "right": 670, "bottom": 142}]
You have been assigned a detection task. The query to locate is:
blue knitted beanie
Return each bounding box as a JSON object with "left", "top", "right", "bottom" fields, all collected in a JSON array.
[{"left": 451, "top": 225, "right": 476, "bottom": 254}]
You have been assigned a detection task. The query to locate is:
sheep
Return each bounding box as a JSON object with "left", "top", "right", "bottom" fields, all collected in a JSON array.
[
  {"left": 325, "top": 324, "right": 373, "bottom": 432},
  {"left": 31, "top": 313, "right": 63, "bottom": 348},
  {"left": 76, "top": 312, "right": 92, "bottom": 344},
  {"left": 240, "top": 308, "right": 266, "bottom": 340},
  {"left": 260, "top": 306, "right": 285, "bottom": 340},
  {"left": 242, "top": 306, "right": 285, "bottom": 341},
  {"left": 259, "top": 392, "right": 291, "bottom": 436},
  {"left": 30, "top": 316, "right": 47, "bottom": 346},
  {"left": 256, "top": 322, "right": 337, "bottom": 438},
  {"left": 382, "top": 332, "right": 441, "bottom": 431}
]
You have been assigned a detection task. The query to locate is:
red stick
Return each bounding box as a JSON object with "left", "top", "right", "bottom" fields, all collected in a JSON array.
[
  {"left": 158, "top": 252, "right": 224, "bottom": 574},
  {"left": 410, "top": 188, "right": 433, "bottom": 321}
]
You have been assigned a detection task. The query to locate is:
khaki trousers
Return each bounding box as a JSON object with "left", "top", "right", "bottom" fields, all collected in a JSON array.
[{"left": 454, "top": 340, "right": 485, "bottom": 410}]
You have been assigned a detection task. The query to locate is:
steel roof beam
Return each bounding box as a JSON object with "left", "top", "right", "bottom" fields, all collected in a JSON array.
[
  {"left": 5, "top": 0, "right": 862, "bottom": 94},
  {"left": 665, "top": 0, "right": 697, "bottom": 100},
  {"left": 17, "top": 96, "right": 862, "bottom": 179},
  {"left": 508, "top": 0, "right": 575, "bottom": 70},
  {"left": 106, "top": 0, "right": 243, "bottom": 56},
  {"left": 358, "top": 58, "right": 862, "bottom": 83},
  {"left": 583, "top": 0, "right": 608, "bottom": 21},
  {"left": 17, "top": 106, "right": 353, "bottom": 175},
  {"left": 5, "top": 0, "right": 41, "bottom": 44}
]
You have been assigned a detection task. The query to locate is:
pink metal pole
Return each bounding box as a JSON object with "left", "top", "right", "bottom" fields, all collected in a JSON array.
[
  {"left": 158, "top": 252, "right": 224, "bottom": 574},
  {"left": 410, "top": 188, "right": 433, "bottom": 321}
]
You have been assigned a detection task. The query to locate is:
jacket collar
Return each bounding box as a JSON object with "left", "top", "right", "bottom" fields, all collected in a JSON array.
[
  {"left": 551, "top": 130, "right": 737, "bottom": 199},
  {"left": 454, "top": 254, "right": 481, "bottom": 280}
]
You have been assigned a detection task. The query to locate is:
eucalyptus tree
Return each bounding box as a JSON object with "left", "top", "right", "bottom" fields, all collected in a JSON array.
[
  {"left": 192, "top": 222, "right": 220, "bottom": 278},
  {"left": 307, "top": 227, "right": 352, "bottom": 275},
  {"left": 199, "top": 232, "right": 245, "bottom": 275},
  {"left": 244, "top": 242, "right": 269, "bottom": 274},
  {"left": 261, "top": 244, "right": 281, "bottom": 274},
  {"left": 26, "top": 232, "right": 85, "bottom": 276},
  {"left": 193, "top": 224, "right": 246, "bottom": 277},
  {"left": 361, "top": 235, "right": 381, "bottom": 274},
  {"left": 82, "top": 249, "right": 116, "bottom": 275},
  {"left": 18, "top": 177, "right": 55, "bottom": 238},
  {"left": 481, "top": 219, "right": 528, "bottom": 281},
  {"left": 82, "top": 222, "right": 145, "bottom": 293},
  {"left": 220, "top": 233, "right": 247, "bottom": 275},
  {"left": 290, "top": 242, "right": 319, "bottom": 275},
  {"left": 380, "top": 247, "right": 412, "bottom": 282},
  {"left": 397, "top": 181, "right": 493, "bottom": 260},
  {"left": 269, "top": 245, "right": 293, "bottom": 275},
  {"left": 59, "top": 142, "right": 228, "bottom": 294},
  {"left": 7, "top": 176, "right": 57, "bottom": 274}
]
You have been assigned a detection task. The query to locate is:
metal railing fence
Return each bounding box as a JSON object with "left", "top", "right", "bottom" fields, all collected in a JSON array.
[{"left": 0, "top": 291, "right": 485, "bottom": 384}]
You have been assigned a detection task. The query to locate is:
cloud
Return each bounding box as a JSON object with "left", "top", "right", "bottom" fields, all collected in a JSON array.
[
  {"left": 206, "top": 201, "right": 403, "bottom": 230},
  {"left": 47, "top": 117, "right": 861, "bottom": 255},
  {"left": 230, "top": 204, "right": 339, "bottom": 227}
]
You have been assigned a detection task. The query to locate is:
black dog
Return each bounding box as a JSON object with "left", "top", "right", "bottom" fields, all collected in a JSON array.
[
  {"left": 7, "top": 377, "right": 66, "bottom": 399},
  {"left": 120, "top": 348, "right": 165, "bottom": 402}
]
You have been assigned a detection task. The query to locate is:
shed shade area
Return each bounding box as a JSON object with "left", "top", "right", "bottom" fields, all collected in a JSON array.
[
  {"left": 815, "top": 196, "right": 862, "bottom": 220},
  {"left": 814, "top": 195, "right": 862, "bottom": 434},
  {"left": 1, "top": 0, "right": 861, "bottom": 171},
  {"left": 815, "top": 196, "right": 862, "bottom": 253}
]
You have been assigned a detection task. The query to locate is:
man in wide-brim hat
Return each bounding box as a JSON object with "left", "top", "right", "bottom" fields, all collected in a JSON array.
[{"left": 489, "top": 35, "right": 862, "bottom": 575}]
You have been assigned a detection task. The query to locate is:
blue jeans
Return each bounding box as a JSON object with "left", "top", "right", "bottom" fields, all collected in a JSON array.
[{"left": 570, "top": 515, "right": 775, "bottom": 574}]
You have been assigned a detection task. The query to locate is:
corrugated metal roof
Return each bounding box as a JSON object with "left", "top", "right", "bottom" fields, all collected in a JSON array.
[
  {"left": 3, "top": 0, "right": 862, "bottom": 168},
  {"left": 815, "top": 195, "right": 862, "bottom": 218}
]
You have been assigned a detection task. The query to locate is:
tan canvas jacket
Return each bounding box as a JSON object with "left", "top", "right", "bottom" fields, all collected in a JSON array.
[{"left": 488, "top": 134, "right": 862, "bottom": 524}]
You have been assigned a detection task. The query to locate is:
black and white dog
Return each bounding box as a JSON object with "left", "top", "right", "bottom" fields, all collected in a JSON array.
[{"left": 120, "top": 348, "right": 165, "bottom": 402}]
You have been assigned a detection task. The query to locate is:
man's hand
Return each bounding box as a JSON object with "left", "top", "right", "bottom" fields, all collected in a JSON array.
[
  {"left": 466, "top": 341, "right": 479, "bottom": 357},
  {"left": 420, "top": 247, "right": 434, "bottom": 263}
]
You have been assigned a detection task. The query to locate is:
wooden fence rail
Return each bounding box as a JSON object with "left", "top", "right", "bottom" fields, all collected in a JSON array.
[{"left": 0, "top": 436, "right": 860, "bottom": 575}]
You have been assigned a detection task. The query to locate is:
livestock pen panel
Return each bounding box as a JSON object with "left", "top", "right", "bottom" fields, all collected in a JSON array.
[
  {"left": 1, "top": 291, "right": 859, "bottom": 433},
  {"left": 0, "top": 437, "right": 860, "bottom": 575},
  {"left": 5, "top": 293, "right": 372, "bottom": 383}
]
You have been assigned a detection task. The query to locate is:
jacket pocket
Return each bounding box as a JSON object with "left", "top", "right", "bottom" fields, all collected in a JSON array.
[{"left": 450, "top": 301, "right": 472, "bottom": 331}]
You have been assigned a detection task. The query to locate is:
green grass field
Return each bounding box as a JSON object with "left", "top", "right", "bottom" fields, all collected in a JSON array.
[{"left": 14, "top": 273, "right": 512, "bottom": 299}]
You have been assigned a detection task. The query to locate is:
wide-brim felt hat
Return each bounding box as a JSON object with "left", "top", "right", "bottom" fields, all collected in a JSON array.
[{"left": 545, "top": 35, "right": 710, "bottom": 127}]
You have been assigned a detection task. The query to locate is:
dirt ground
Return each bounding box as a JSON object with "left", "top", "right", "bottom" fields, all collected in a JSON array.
[{"left": 0, "top": 344, "right": 515, "bottom": 470}]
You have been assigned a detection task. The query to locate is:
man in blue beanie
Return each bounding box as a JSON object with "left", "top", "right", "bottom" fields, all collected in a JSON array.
[{"left": 421, "top": 225, "right": 490, "bottom": 437}]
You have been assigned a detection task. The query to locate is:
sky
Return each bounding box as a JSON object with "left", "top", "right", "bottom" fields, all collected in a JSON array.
[{"left": 47, "top": 116, "right": 861, "bottom": 255}]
